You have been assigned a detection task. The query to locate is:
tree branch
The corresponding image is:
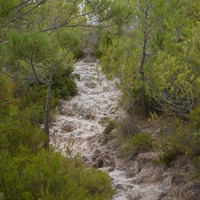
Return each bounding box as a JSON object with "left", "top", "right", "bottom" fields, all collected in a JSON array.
[{"left": 0, "top": 0, "right": 47, "bottom": 29}]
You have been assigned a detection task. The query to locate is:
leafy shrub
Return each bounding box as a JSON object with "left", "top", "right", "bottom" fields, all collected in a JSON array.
[
  {"left": 154, "top": 118, "right": 200, "bottom": 165},
  {"left": 18, "top": 83, "right": 47, "bottom": 108},
  {"left": 0, "top": 148, "right": 113, "bottom": 200},
  {"left": 0, "top": 73, "right": 18, "bottom": 118},
  {"left": 115, "top": 132, "right": 152, "bottom": 158},
  {"left": 114, "top": 115, "right": 152, "bottom": 158},
  {"left": 117, "top": 115, "right": 141, "bottom": 137},
  {"left": 52, "top": 66, "right": 78, "bottom": 99},
  {"left": 158, "top": 148, "right": 181, "bottom": 166},
  {"left": 0, "top": 116, "right": 47, "bottom": 154},
  {"left": 100, "top": 118, "right": 117, "bottom": 135},
  {"left": 22, "top": 104, "right": 44, "bottom": 125},
  {"left": 124, "top": 133, "right": 152, "bottom": 157},
  {"left": 189, "top": 105, "right": 200, "bottom": 129},
  {"left": 52, "top": 77, "right": 77, "bottom": 99},
  {"left": 17, "top": 83, "right": 58, "bottom": 126},
  {"left": 0, "top": 74, "right": 47, "bottom": 153}
]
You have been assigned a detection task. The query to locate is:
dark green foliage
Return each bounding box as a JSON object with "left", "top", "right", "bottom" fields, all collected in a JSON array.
[
  {"left": 158, "top": 151, "right": 178, "bottom": 166},
  {"left": 17, "top": 84, "right": 56, "bottom": 125},
  {"left": 52, "top": 66, "right": 78, "bottom": 99},
  {"left": 0, "top": 73, "right": 18, "bottom": 117},
  {"left": 154, "top": 119, "right": 186, "bottom": 165},
  {"left": 115, "top": 131, "right": 152, "bottom": 158},
  {"left": 21, "top": 104, "right": 45, "bottom": 125},
  {"left": 53, "top": 77, "right": 77, "bottom": 99}
]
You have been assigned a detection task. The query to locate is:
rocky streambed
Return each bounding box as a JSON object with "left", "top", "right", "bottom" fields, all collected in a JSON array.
[{"left": 50, "top": 60, "right": 197, "bottom": 200}]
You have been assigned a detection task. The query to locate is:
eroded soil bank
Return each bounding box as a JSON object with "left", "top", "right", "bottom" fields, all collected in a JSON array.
[{"left": 50, "top": 60, "right": 198, "bottom": 200}]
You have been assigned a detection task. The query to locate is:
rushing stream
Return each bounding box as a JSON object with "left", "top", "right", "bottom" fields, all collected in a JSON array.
[
  {"left": 50, "top": 60, "right": 173, "bottom": 200},
  {"left": 50, "top": 60, "right": 122, "bottom": 160}
]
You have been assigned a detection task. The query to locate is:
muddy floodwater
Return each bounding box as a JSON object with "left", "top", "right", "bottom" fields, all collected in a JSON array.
[{"left": 50, "top": 60, "right": 171, "bottom": 200}]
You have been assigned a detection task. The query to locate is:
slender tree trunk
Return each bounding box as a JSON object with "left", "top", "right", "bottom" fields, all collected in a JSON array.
[
  {"left": 139, "top": 6, "right": 148, "bottom": 115},
  {"left": 43, "top": 73, "right": 53, "bottom": 148},
  {"left": 140, "top": 36, "right": 148, "bottom": 114}
]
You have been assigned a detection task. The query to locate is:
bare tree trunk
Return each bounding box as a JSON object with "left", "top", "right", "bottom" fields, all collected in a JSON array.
[
  {"left": 139, "top": 7, "right": 148, "bottom": 115},
  {"left": 140, "top": 41, "right": 147, "bottom": 112},
  {"left": 43, "top": 82, "right": 51, "bottom": 148},
  {"left": 43, "top": 73, "right": 53, "bottom": 148}
]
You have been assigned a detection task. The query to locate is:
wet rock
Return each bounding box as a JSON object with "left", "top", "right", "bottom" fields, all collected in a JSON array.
[
  {"left": 160, "top": 172, "right": 174, "bottom": 191},
  {"left": 61, "top": 124, "right": 74, "bottom": 132},
  {"left": 180, "top": 182, "right": 200, "bottom": 200},
  {"left": 84, "top": 81, "right": 97, "bottom": 88},
  {"left": 83, "top": 106, "right": 96, "bottom": 120},
  {"left": 93, "top": 159, "right": 104, "bottom": 168},
  {"left": 126, "top": 161, "right": 140, "bottom": 178}
]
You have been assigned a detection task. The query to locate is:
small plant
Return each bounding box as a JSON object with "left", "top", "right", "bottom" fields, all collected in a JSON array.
[
  {"left": 103, "top": 119, "right": 117, "bottom": 135},
  {"left": 52, "top": 66, "right": 78, "bottom": 99},
  {"left": 117, "top": 115, "right": 142, "bottom": 137},
  {"left": 124, "top": 133, "right": 152, "bottom": 157},
  {"left": 113, "top": 115, "right": 152, "bottom": 158}
]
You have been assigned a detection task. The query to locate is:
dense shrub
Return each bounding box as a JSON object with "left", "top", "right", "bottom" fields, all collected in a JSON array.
[
  {"left": 156, "top": 136, "right": 183, "bottom": 165},
  {"left": 124, "top": 133, "right": 152, "bottom": 158},
  {"left": 0, "top": 148, "right": 113, "bottom": 200},
  {"left": 17, "top": 84, "right": 58, "bottom": 125},
  {"left": 114, "top": 115, "right": 152, "bottom": 158},
  {"left": 0, "top": 72, "right": 114, "bottom": 200},
  {"left": 117, "top": 116, "right": 141, "bottom": 137},
  {"left": 0, "top": 74, "right": 47, "bottom": 153},
  {"left": 154, "top": 114, "right": 200, "bottom": 165},
  {"left": 0, "top": 116, "right": 47, "bottom": 154},
  {"left": 16, "top": 65, "right": 78, "bottom": 125},
  {"left": 52, "top": 75, "right": 77, "bottom": 99},
  {"left": 189, "top": 105, "right": 200, "bottom": 129}
]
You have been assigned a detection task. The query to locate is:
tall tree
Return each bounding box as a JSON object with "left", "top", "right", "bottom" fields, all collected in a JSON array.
[
  {"left": 98, "top": 0, "right": 192, "bottom": 115},
  {"left": 146, "top": 0, "right": 200, "bottom": 115},
  {"left": 0, "top": 0, "right": 133, "bottom": 146},
  {"left": 131, "top": 0, "right": 185, "bottom": 114}
]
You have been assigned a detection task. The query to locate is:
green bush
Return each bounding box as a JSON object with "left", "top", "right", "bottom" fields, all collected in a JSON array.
[
  {"left": 123, "top": 133, "right": 152, "bottom": 157},
  {"left": 0, "top": 148, "right": 113, "bottom": 200},
  {"left": 18, "top": 66, "right": 77, "bottom": 112},
  {"left": 158, "top": 148, "right": 181, "bottom": 166},
  {"left": 115, "top": 132, "right": 152, "bottom": 158},
  {"left": 52, "top": 76, "right": 77, "bottom": 99},
  {"left": 155, "top": 128, "right": 186, "bottom": 165},
  {"left": 189, "top": 105, "right": 200, "bottom": 129},
  {"left": 51, "top": 66, "right": 78, "bottom": 99},
  {"left": 113, "top": 115, "right": 152, "bottom": 158},
  {"left": 117, "top": 116, "right": 141, "bottom": 137},
  {"left": 0, "top": 116, "right": 47, "bottom": 154},
  {"left": 154, "top": 118, "right": 200, "bottom": 165},
  {"left": 0, "top": 75, "right": 47, "bottom": 153},
  {"left": 22, "top": 104, "right": 44, "bottom": 125}
]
